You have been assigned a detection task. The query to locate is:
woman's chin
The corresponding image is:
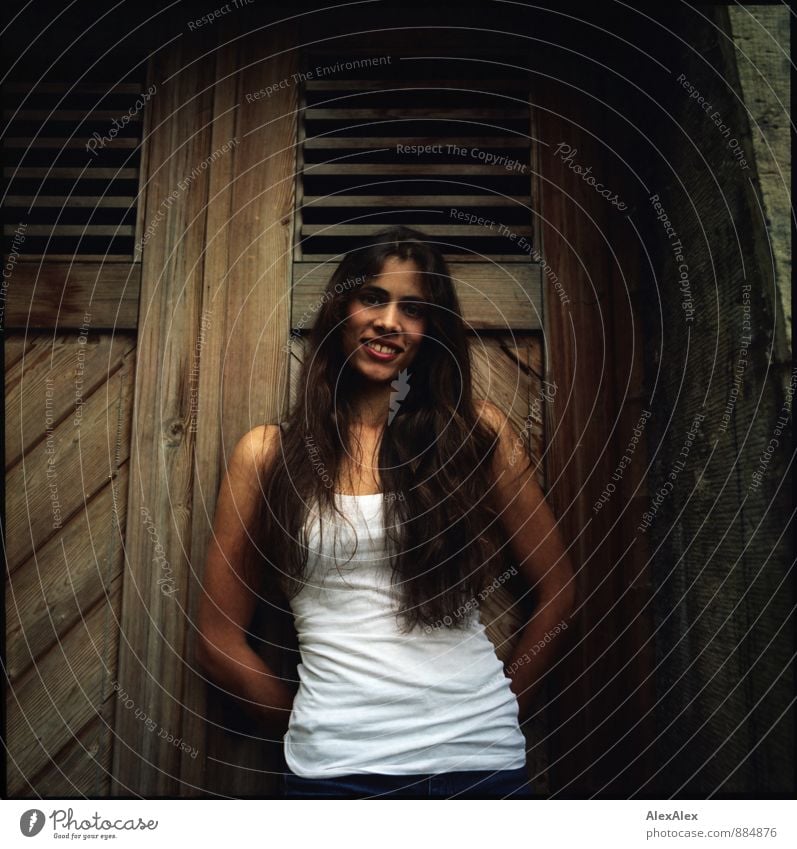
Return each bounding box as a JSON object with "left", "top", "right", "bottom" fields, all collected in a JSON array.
[{"left": 360, "top": 366, "right": 399, "bottom": 383}]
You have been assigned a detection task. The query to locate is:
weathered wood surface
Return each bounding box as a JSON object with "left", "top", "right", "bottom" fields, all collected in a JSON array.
[
  {"left": 302, "top": 193, "right": 529, "bottom": 205},
  {"left": 4, "top": 329, "right": 134, "bottom": 796},
  {"left": 194, "top": 19, "right": 298, "bottom": 797},
  {"left": 3, "top": 262, "right": 141, "bottom": 330},
  {"left": 535, "top": 79, "right": 657, "bottom": 795},
  {"left": 7, "top": 573, "right": 123, "bottom": 796},
  {"left": 305, "top": 79, "right": 531, "bottom": 91},
  {"left": 110, "top": 26, "right": 219, "bottom": 796},
  {"left": 4, "top": 342, "right": 135, "bottom": 569},
  {"left": 28, "top": 701, "right": 117, "bottom": 797},
  {"left": 728, "top": 5, "right": 791, "bottom": 354},
  {"left": 5, "top": 332, "right": 135, "bottom": 467},
  {"left": 112, "top": 16, "right": 298, "bottom": 797},
  {"left": 306, "top": 108, "right": 528, "bottom": 121},
  {"left": 6, "top": 462, "right": 129, "bottom": 681}
]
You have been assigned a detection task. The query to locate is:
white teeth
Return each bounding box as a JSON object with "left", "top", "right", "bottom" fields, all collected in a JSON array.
[{"left": 365, "top": 341, "right": 400, "bottom": 354}]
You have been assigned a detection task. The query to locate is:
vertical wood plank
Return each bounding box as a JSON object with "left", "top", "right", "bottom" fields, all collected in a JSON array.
[
  {"left": 175, "top": 16, "right": 239, "bottom": 797},
  {"left": 536, "top": 81, "right": 656, "bottom": 795},
  {"left": 111, "top": 26, "right": 219, "bottom": 795},
  {"left": 133, "top": 60, "right": 155, "bottom": 256},
  {"left": 536, "top": 83, "right": 621, "bottom": 795},
  {"left": 113, "top": 15, "right": 298, "bottom": 796},
  {"left": 198, "top": 18, "right": 298, "bottom": 798},
  {"left": 601, "top": 67, "right": 658, "bottom": 793}
]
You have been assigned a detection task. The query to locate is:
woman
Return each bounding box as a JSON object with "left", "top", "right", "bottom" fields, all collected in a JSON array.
[{"left": 197, "top": 226, "right": 575, "bottom": 799}]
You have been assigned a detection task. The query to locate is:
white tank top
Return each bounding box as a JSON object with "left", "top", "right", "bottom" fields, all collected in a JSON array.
[{"left": 283, "top": 491, "right": 527, "bottom": 777}]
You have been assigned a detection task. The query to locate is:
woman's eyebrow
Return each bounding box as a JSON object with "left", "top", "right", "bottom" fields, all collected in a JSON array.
[{"left": 360, "top": 284, "right": 429, "bottom": 302}]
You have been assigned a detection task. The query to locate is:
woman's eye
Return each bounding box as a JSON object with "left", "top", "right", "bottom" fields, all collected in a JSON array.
[{"left": 356, "top": 292, "right": 425, "bottom": 318}]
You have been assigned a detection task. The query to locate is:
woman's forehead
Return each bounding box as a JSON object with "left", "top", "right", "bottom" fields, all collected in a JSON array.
[{"left": 367, "top": 256, "right": 428, "bottom": 295}]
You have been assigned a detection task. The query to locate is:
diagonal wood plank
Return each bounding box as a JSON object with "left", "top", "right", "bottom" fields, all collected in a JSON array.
[
  {"left": 6, "top": 463, "right": 129, "bottom": 681},
  {"left": 5, "top": 332, "right": 135, "bottom": 469},
  {"left": 4, "top": 337, "right": 36, "bottom": 371},
  {"left": 5, "top": 349, "right": 135, "bottom": 569},
  {"left": 12, "top": 696, "right": 116, "bottom": 798},
  {"left": 6, "top": 575, "right": 122, "bottom": 796}
]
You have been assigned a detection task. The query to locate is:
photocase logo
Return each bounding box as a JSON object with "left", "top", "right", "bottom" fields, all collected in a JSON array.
[
  {"left": 20, "top": 810, "right": 45, "bottom": 837},
  {"left": 388, "top": 369, "right": 410, "bottom": 425}
]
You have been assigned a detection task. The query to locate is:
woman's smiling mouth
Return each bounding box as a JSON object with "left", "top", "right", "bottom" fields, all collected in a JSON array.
[{"left": 362, "top": 338, "right": 403, "bottom": 360}]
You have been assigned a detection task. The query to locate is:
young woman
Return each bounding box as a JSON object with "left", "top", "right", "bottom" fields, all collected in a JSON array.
[{"left": 197, "top": 226, "right": 575, "bottom": 799}]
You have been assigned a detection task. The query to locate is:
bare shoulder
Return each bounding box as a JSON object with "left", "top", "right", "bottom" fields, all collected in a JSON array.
[
  {"left": 236, "top": 424, "right": 281, "bottom": 458},
  {"left": 474, "top": 398, "right": 509, "bottom": 433},
  {"left": 474, "top": 398, "right": 533, "bottom": 478},
  {"left": 228, "top": 424, "right": 282, "bottom": 485}
]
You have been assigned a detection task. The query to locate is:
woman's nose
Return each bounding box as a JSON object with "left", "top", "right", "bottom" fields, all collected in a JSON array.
[{"left": 374, "top": 303, "right": 401, "bottom": 331}]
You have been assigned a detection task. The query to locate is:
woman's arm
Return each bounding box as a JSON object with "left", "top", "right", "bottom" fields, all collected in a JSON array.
[
  {"left": 476, "top": 400, "right": 577, "bottom": 721},
  {"left": 196, "top": 425, "right": 295, "bottom": 735}
]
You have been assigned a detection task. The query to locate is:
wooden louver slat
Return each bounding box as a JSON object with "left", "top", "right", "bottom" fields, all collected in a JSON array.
[
  {"left": 2, "top": 75, "right": 147, "bottom": 260},
  {"left": 304, "top": 164, "right": 528, "bottom": 175},
  {"left": 301, "top": 224, "right": 534, "bottom": 236},
  {"left": 6, "top": 167, "right": 139, "bottom": 179},
  {"left": 303, "top": 194, "right": 529, "bottom": 207},
  {"left": 305, "top": 107, "right": 529, "bottom": 119},
  {"left": 5, "top": 137, "right": 139, "bottom": 149},
  {"left": 305, "top": 79, "right": 532, "bottom": 91},
  {"left": 304, "top": 136, "right": 529, "bottom": 149}
]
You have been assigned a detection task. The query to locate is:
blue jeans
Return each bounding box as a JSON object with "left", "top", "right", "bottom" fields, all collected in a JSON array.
[{"left": 282, "top": 765, "right": 532, "bottom": 799}]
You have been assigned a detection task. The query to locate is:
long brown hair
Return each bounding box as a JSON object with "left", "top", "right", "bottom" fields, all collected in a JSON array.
[{"left": 250, "top": 226, "right": 507, "bottom": 634}]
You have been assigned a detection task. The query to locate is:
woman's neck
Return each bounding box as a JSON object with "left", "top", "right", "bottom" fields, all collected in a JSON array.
[{"left": 347, "top": 380, "right": 393, "bottom": 428}]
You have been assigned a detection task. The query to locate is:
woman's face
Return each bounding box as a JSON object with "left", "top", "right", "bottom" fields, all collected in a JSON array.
[{"left": 341, "top": 255, "right": 429, "bottom": 382}]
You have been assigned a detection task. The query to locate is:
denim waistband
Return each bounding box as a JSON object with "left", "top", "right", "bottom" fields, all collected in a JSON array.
[{"left": 282, "top": 765, "right": 532, "bottom": 799}]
